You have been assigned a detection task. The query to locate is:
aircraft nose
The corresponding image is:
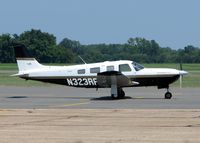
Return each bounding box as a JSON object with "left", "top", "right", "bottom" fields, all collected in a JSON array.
[{"left": 179, "top": 70, "right": 188, "bottom": 75}]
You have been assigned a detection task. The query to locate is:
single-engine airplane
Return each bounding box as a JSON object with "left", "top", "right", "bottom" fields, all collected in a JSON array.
[{"left": 13, "top": 44, "right": 188, "bottom": 99}]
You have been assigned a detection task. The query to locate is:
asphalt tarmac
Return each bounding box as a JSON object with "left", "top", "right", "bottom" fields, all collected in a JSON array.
[
  {"left": 0, "top": 86, "right": 200, "bottom": 109},
  {"left": 1, "top": 86, "right": 200, "bottom": 143}
]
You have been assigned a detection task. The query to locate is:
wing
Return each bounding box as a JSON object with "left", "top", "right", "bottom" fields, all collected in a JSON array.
[{"left": 97, "top": 71, "right": 139, "bottom": 87}]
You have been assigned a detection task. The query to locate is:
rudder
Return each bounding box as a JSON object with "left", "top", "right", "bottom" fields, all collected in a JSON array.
[{"left": 13, "top": 44, "right": 44, "bottom": 72}]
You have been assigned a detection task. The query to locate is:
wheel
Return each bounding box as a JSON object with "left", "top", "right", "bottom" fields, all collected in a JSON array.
[
  {"left": 118, "top": 88, "right": 125, "bottom": 99},
  {"left": 119, "top": 89, "right": 125, "bottom": 98},
  {"left": 111, "top": 88, "right": 125, "bottom": 99},
  {"left": 111, "top": 94, "right": 118, "bottom": 99},
  {"left": 165, "top": 92, "right": 172, "bottom": 99}
]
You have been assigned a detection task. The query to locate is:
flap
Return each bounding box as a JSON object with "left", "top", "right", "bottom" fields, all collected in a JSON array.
[{"left": 97, "top": 71, "right": 139, "bottom": 87}]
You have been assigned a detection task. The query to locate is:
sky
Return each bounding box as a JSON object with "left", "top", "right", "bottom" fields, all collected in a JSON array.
[{"left": 0, "top": 0, "right": 200, "bottom": 49}]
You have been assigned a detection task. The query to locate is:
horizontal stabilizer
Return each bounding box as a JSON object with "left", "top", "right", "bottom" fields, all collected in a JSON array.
[{"left": 10, "top": 73, "right": 29, "bottom": 77}]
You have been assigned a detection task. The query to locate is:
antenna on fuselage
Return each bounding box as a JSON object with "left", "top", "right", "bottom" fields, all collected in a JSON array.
[{"left": 78, "top": 55, "right": 87, "bottom": 64}]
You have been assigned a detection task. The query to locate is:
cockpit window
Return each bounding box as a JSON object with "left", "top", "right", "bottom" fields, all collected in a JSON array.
[{"left": 132, "top": 62, "right": 144, "bottom": 71}]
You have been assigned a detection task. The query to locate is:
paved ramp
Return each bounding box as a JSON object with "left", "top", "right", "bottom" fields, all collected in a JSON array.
[{"left": 0, "top": 86, "right": 200, "bottom": 109}]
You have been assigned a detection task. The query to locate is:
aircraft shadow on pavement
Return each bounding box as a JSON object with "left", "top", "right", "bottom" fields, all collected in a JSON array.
[
  {"left": 6, "top": 96, "right": 92, "bottom": 100},
  {"left": 6, "top": 95, "right": 166, "bottom": 100},
  {"left": 7, "top": 96, "right": 28, "bottom": 99},
  {"left": 91, "top": 96, "right": 166, "bottom": 101},
  {"left": 47, "top": 96, "right": 92, "bottom": 100},
  {"left": 132, "top": 97, "right": 165, "bottom": 100},
  {"left": 91, "top": 96, "right": 132, "bottom": 101}
]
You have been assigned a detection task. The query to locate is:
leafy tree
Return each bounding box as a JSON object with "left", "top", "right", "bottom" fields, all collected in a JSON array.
[
  {"left": 0, "top": 34, "right": 14, "bottom": 63},
  {"left": 47, "top": 45, "right": 75, "bottom": 63},
  {"left": 178, "top": 45, "right": 200, "bottom": 63},
  {"left": 16, "top": 29, "right": 57, "bottom": 62},
  {"left": 0, "top": 29, "right": 200, "bottom": 64},
  {"left": 59, "top": 38, "right": 82, "bottom": 54}
]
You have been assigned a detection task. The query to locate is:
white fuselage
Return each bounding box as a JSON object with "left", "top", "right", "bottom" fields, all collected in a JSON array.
[{"left": 16, "top": 60, "right": 187, "bottom": 88}]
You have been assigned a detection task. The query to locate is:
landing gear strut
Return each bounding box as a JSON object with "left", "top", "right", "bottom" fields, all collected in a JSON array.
[
  {"left": 111, "top": 87, "right": 125, "bottom": 99},
  {"left": 110, "top": 75, "right": 125, "bottom": 99},
  {"left": 165, "top": 88, "right": 172, "bottom": 99}
]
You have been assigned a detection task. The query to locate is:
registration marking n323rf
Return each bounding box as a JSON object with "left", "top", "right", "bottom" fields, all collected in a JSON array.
[{"left": 66, "top": 78, "right": 97, "bottom": 86}]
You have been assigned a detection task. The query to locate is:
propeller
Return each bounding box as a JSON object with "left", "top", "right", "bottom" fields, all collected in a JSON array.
[
  {"left": 179, "top": 62, "right": 183, "bottom": 88},
  {"left": 179, "top": 62, "right": 188, "bottom": 88}
]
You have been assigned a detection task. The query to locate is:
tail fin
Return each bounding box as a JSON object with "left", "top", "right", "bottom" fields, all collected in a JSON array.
[
  {"left": 13, "top": 44, "right": 44, "bottom": 72},
  {"left": 13, "top": 44, "right": 31, "bottom": 58}
]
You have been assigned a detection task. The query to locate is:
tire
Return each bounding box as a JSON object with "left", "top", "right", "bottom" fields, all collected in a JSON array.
[
  {"left": 165, "top": 92, "right": 172, "bottom": 99},
  {"left": 111, "top": 94, "right": 118, "bottom": 99},
  {"left": 111, "top": 88, "right": 125, "bottom": 99},
  {"left": 120, "top": 89, "right": 125, "bottom": 98},
  {"left": 118, "top": 88, "right": 125, "bottom": 99}
]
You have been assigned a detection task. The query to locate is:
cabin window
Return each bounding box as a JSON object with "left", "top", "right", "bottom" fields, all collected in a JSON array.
[
  {"left": 90, "top": 67, "right": 100, "bottom": 73},
  {"left": 77, "top": 69, "right": 85, "bottom": 74},
  {"left": 106, "top": 66, "right": 114, "bottom": 71},
  {"left": 119, "top": 64, "right": 131, "bottom": 72}
]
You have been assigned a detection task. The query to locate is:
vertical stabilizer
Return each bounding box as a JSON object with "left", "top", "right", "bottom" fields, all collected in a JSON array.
[{"left": 13, "top": 44, "right": 44, "bottom": 72}]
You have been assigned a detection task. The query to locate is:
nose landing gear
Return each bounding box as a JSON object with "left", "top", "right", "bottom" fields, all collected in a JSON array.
[
  {"left": 165, "top": 88, "right": 172, "bottom": 99},
  {"left": 165, "top": 92, "right": 172, "bottom": 99}
]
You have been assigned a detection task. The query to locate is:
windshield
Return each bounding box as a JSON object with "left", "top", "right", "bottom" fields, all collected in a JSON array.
[{"left": 132, "top": 62, "right": 144, "bottom": 71}]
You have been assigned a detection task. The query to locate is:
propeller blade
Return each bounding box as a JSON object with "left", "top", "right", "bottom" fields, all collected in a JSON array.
[
  {"left": 179, "top": 75, "right": 182, "bottom": 88},
  {"left": 179, "top": 62, "right": 183, "bottom": 70},
  {"left": 179, "top": 61, "right": 184, "bottom": 88}
]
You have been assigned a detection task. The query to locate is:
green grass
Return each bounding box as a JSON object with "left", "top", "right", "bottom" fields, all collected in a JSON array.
[
  {"left": 0, "top": 63, "right": 48, "bottom": 86},
  {"left": 0, "top": 63, "right": 18, "bottom": 70},
  {"left": 0, "top": 63, "right": 199, "bottom": 87}
]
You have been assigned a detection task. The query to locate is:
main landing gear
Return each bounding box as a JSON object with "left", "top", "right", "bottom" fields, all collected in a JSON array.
[
  {"left": 110, "top": 75, "right": 125, "bottom": 99},
  {"left": 110, "top": 75, "right": 123, "bottom": 99},
  {"left": 111, "top": 87, "right": 125, "bottom": 99},
  {"left": 164, "top": 88, "right": 172, "bottom": 99}
]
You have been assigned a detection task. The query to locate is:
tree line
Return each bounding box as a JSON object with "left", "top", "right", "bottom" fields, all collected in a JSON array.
[{"left": 0, "top": 29, "right": 200, "bottom": 63}]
